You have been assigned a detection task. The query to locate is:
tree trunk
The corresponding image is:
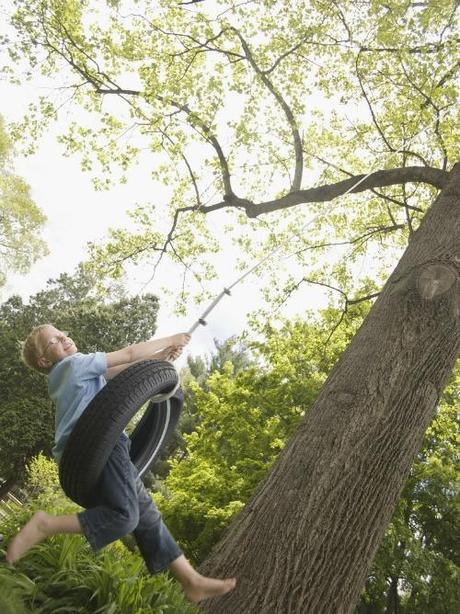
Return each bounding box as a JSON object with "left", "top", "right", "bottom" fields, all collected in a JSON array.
[
  {"left": 386, "top": 576, "right": 400, "bottom": 614},
  {"left": 199, "top": 163, "right": 460, "bottom": 613},
  {"left": 0, "top": 478, "right": 17, "bottom": 500}
]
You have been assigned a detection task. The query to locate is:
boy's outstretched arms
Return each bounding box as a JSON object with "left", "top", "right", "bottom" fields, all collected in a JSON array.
[{"left": 105, "top": 334, "right": 190, "bottom": 379}]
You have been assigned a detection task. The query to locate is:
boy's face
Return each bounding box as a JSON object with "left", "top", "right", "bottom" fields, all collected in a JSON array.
[{"left": 37, "top": 326, "right": 77, "bottom": 370}]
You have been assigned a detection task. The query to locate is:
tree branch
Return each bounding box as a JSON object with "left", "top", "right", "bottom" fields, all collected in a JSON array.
[
  {"left": 275, "top": 276, "right": 381, "bottom": 341},
  {"left": 155, "top": 96, "right": 234, "bottom": 198},
  {"left": 355, "top": 50, "right": 428, "bottom": 165},
  {"left": 159, "top": 129, "right": 202, "bottom": 208},
  {"left": 263, "top": 35, "right": 318, "bottom": 75},
  {"left": 399, "top": 59, "right": 449, "bottom": 169},
  {"left": 231, "top": 28, "right": 303, "bottom": 191},
  {"left": 359, "top": 37, "right": 459, "bottom": 54},
  {"left": 196, "top": 166, "right": 448, "bottom": 217},
  {"left": 421, "top": 60, "right": 460, "bottom": 109},
  {"left": 291, "top": 224, "right": 405, "bottom": 257}
]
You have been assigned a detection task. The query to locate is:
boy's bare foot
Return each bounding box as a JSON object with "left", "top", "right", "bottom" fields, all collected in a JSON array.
[
  {"left": 183, "top": 574, "right": 236, "bottom": 603},
  {"left": 5, "top": 511, "right": 50, "bottom": 564}
]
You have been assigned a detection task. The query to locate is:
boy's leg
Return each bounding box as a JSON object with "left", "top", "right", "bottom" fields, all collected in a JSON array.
[
  {"left": 131, "top": 474, "right": 236, "bottom": 603},
  {"left": 6, "top": 511, "right": 82, "bottom": 564},
  {"left": 8, "top": 435, "right": 139, "bottom": 564},
  {"left": 131, "top": 472, "right": 182, "bottom": 574},
  {"left": 77, "top": 434, "right": 140, "bottom": 551}
]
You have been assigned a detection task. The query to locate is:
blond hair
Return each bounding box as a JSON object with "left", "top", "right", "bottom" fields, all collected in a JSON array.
[{"left": 20, "top": 324, "right": 53, "bottom": 375}]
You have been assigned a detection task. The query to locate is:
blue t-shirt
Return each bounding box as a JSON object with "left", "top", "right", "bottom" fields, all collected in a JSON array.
[{"left": 49, "top": 352, "right": 107, "bottom": 462}]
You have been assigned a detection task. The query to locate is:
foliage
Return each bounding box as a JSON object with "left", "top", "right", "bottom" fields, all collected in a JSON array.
[
  {"left": 0, "top": 571, "right": 35, "bottom": 614},
  {"left": 0, "top": 488, "right": 198, "bottom": 613},
  {"left": 151, "top": 336, "right": 256, "bottom": 481},
  {"left": 25, "top": 453, "right": 60, "bottom": 496},
  {"left": 0, "top": 264, "right": 159, "bottom": 490},
  {"left": 2, "top": 1, "right": 458, "bottom": 313},
  {"left": 0, "top": 114, "right": 48, "bottom": 288}
]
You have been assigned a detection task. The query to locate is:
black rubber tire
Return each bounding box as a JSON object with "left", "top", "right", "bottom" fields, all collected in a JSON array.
[
  {"left": 129, "top": 387, "right": 184, "bottom": 477},
  {"left": 59, "top": 360, "right": 183, "bottom": 508}
]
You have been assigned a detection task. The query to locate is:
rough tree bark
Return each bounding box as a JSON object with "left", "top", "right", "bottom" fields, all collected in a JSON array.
[{"left": 199, "top": 163, "right": 460, "bottom": 613}]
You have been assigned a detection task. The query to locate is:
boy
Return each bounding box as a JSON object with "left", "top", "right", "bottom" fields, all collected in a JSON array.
[{"left": 6, "top": 324, "right": 236, "bottom": 604}]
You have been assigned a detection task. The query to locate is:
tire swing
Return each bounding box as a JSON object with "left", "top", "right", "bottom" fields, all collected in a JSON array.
[{"left": 59, "top": 360, "right": 183, "bottom": 508}]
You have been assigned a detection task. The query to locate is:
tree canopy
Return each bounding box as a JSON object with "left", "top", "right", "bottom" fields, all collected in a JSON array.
[
  {"left": 0, "top": 114, "right": 47, "bottom": 288},
  {"left": 3, "top": 0, "right": 458, "bottom": 314}
]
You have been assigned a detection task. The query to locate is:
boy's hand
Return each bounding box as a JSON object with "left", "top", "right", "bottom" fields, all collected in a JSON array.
[
  {"left": 154, "top": 345, "right": 184, "bottom": 362},
  {"left": 154, "top": 347, "right": 171, "bottom": 361},
  {"left": 170, "top": 333, "right": 191, "bottom": 347},
  {"left": 166, "top": 345, "right": 184, "bottom": 361}
]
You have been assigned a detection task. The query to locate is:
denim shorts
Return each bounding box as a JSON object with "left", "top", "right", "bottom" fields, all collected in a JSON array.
[{"left": 77, "top": 433, "right": 182, "bottom": 574}]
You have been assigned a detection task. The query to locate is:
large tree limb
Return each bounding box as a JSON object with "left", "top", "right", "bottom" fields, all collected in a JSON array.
[
  {"left": 302, "top": 149, "right": 424, "bottom": 213},
  {"left": 190, "top": 166, "right": 448, "bottom": 217}
]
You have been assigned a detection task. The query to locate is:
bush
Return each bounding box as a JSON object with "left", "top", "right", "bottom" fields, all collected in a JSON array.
[
  {"left": 26, "top": 453, "right": 60, "bottom": 496},
  {"left": 0, "top": 477, "right": 199, "bottom": 613}
]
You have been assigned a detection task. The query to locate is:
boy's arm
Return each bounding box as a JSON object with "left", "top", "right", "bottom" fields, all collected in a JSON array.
[
  {"left": 105, "top": 334, "right": 190, "bottom": 373},
  {"left": 105, "top": 346, "right": 183, "bottom": 380}
]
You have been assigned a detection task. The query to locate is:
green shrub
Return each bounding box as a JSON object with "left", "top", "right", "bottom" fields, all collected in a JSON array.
[
  {"left": 1, "top": 490, "right": 198, "bottom": 613},
  {"left": 0, "top": 569, "right": 36, "bottom": 614},
  {"left": 26, "top": 453, "right": 60, "bottom": 495}
]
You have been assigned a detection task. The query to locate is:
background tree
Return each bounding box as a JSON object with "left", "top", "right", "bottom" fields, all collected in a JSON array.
[
  {"left": 356, "top": 369, "right": 459, "bottom": 613},
  {"left": 153, "top": 336, "right": 255, "bottom": 480},
  {"left": 0, "top": 114, "right": 47, "bottom": 289},
  {"left": 2, "top": 1, "right": 459, "bottom": 611},
  {"left": 0, "top": 264, "right": 160, "bottom": 496}
]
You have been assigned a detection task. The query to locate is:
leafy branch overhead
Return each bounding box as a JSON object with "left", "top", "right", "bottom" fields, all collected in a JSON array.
[
  {"left": 4, "top": 0, "right": 459, "bottom": 311},
  {"left": 0, "top": 115, "right": 48, "bottom": 288}
]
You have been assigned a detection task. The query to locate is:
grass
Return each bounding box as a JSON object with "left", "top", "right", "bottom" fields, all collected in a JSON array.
[
  {"left": 1, "top": 502, "right": 199, "bottom": 614},
  {"left": 1, "top": 535, "right": 199, "bottom": 613},
  {"left": 0, "top": 457, "right": 199, "bottom": 613}
]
